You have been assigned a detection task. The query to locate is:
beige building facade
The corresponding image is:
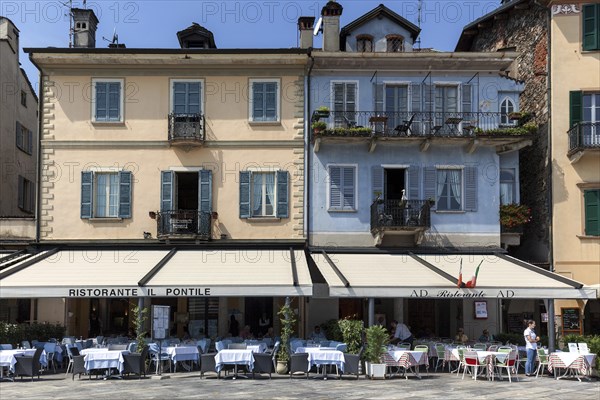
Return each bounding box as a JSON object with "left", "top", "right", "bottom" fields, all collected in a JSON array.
[
  {"left": 549, "top": 1, "right": 600, "bottom": 334},
  {"left": 0, "top": 17, "right": 37, "bottom": 239}
]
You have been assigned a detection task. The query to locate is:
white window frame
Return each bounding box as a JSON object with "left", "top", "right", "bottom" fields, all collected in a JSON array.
[
  {"left": 500, "top": 97, "right": 517, "bottom": 126},
  {"left": 250, "top": 171, "right": 277, "bottom": 217},
  {"left": 94, "top": 172, "right": 120, "bottom": 218},
  {"left": 91, "top": 78, "right": 125, "bottom": 123},
  {"left": 249, "top": 78, "right": 281, "bottom": 123},
  {"left": 500, "top": 168, "right": 517, "bottom": 205},
  {"left": 326, "top": 163, "right": 358, "bottom": 212},
  {"left": 330, "top": 80, "right": 360, "bottom": 114},
  {"left": 382, "top": 81, "right": 411, "bottom": 113},
  {"left": 432, "top": 82, "right": 462, "bottom": 113},
  {"left": 583, "top": 92, "right": 600, "bottom": 123},
  {"left": 435, "top": 166, "right": 463, "bottom": 212},
  {"left": 170, "top": 78, "right": 204, "bottom": 115}
]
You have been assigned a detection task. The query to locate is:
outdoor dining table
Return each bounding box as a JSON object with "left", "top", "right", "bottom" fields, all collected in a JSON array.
[
  {"left": 214, "top": 349, "right": 255, "bottom": 379},
  {"left": 547, "top": 352, "right": 597, "bottom": 381},
  {"left": 465, "top": 351, "right": 509, "bottom": 380},
  {"left": 165, "top": 346, "right": 199, "bottom": 372},
  {"left": 0, "top": 349, "right": 48, "bottom": 381},
  {"left": 382, "top": 350, "right": 428, "bottom": 379},
  {"left": 295, "top": 347, "right": 345, "bottom": 379},
  {"left": 80, "top": 348, "right": 129, "bottom": 378},
  {"left": 246, "top": 343, "right": 268, "bottom": 353}
]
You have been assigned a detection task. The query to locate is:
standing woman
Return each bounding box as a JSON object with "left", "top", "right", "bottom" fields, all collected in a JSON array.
[
  {"left": 523, "top": 320, "right": 540, "bottom": 376},
  {"left": 229, "top": 315, "right": 240, "bottom": 337}
]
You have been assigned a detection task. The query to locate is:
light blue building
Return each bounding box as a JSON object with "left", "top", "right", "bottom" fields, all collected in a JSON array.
[{"left": 303, "top": 2, "right": 534, "bottom": 336}]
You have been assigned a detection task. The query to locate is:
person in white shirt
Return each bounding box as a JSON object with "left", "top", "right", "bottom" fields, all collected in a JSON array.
[
  {"left": 309, "top": 325, "right": 327, "bottom": 341},
  {"left": 390, "top": 320, "right": 413, "bottom": 346},
  {"left": 523, "top": 320, "right": 540, "bottom": 376}
]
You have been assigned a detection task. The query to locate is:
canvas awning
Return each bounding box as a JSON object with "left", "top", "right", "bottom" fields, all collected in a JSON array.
[
  {"left": 0, "top": 248, "right": 312, "bottom": 298},
  {"left": 311, "top": 252, "right": 597, "bottom": 299}
]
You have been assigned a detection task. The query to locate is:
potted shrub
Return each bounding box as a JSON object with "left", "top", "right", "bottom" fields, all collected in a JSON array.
[
  {"left": 338, "top": 318, "right": 364, "bottom": 355},
  {"left": 131, "top": 303, "right": 149, "bottom": 354},
  {"left": 312, "top": 121, "right": 327, "bottom": 135},
  {"left": 364, "top": 325, "right": 389, "bottom": 379},
  {"left": 276, "top": 297, "right": 296, "bottom": 374}
]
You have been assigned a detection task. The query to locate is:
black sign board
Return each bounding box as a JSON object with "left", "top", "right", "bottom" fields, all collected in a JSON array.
[{"left": 561, "top": 307, "right": 581, "bottom": 335}]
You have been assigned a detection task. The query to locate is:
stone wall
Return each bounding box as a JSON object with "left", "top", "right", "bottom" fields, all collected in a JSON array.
[{"left": 467, "top": 2, "right": 550, "bottom": 263}]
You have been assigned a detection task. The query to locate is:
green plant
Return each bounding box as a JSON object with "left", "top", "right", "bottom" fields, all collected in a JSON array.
[
  {"left": 131, "top": 303, "right": 149, "bottom": 353},
  {"left": 320, "top": 319, "right": 343, "bottom": 342},
  {"left": 277, "top": 298, "right": 296, "bottom": 363},
  {"left": 338, "top": 317, "right": 364, "bottom": 355},
  {"left": 316, "top": 106, "right": 330, "bottom": 113},
  {"left": 312, "top": 121, "right": 327, "bottom": 132},
  {"left": 364, "top": 325, "right": 389, "bottom": 363},
  {"left": 321, "top": 127, "right": 373, "bottom": 137},
  {"left": 0, "top": 321, "right": 66, "bottom": 347},
  {"left": 500, "top": 203, "right": 532, "bottom": 228},
  {"left": 474, "top": 123, "right": 537, "bottom": 136}
]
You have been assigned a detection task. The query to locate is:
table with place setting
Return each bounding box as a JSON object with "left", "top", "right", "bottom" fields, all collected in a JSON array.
[
  {"left": 382, "top": 349, "right": 429, "bottom": 379},
  {"left": 165, "top": 346, "right": 199, "bottom": 372},
  {"left": 214, "top": 349, "right": 255, "bottom": 379},
  {"left": 0, "top": 349, "right": 48, "bottom": 380},
  {"left": 80, "top": 348, "right": 129, "bottom": 378},
  {"left": 548, "top": 351, "right": 597, "bottom": 381},
  {"left": 295, "top": 347, "right": 345, "bottom": 378}
]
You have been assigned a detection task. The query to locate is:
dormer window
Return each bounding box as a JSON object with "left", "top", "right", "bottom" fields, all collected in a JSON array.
[
  {"left": 356, "top": 34, "right": 374, "bottom": 53},
  {"left": 386, "top": 34, "right": 404, "bottom": 52}
]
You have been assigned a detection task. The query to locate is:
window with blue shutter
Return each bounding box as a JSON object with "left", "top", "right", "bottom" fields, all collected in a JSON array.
[
  {"left": 464, "top": 166, "right": 478, "bottom": 212},
  {"left": 17, "top": 176, "right": 34, "bottom": 213},
  {"left": 371, "top": 165, "right": 384, "bottom": 201},
  {"left": 81, "top": 170, "right": 133, "bottom": 219},
  {"left": 408, "top": 166, "right": 420, "bottom": 200},
  {"left": 583, "top": 4, "right": 600, "bottom": 51},
  {"left": 161, "top": 171, "right": 174, "bottom": 212},
  {"left": 173, "top": 82, "right": 201, "bottom": 115},
  {"left": 239, "top": 170, "right": 289, "bottom": 218},
  {"left": 584, "top": 189, "right": 600, "bottom": 236},
  {"left": 94, "top": 80, "right": 122, "bottom": 122},
  {"left": 329, "top": 166, "right": 356, "bottom": 211},
  {"left": 251, "top": 81, "right": 278, "bottom": 121}
]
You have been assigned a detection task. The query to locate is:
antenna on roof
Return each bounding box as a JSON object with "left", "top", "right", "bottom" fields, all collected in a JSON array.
[
  {"left": 103, "top": 27, "right": 119, "bottom": 46},
  {"left": 313, "top": 16, "right": 323, "bottom": 36},
  {"left": 416, "top": 0, "right": 422, "bottom": 50},
  {"left": 61, "top": 0, "right": 74, "bottom": 47}
]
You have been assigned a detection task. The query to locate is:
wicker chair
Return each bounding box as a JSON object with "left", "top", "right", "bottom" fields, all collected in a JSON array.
[
  {"left": 14, "top": 347, "right": 43, "bottom": 381},
  {"left": 339, "top": 347, "right": 363, "bottom": 379},
  {"left": 251, "top": 352, "right": 276, "bottom": 379},
  {"left": 71, "top": 355, "right": 87, "bottom": 380},
  {"left": 200, "top": 353, "right": 218, "bottom": 378},
  {"left": 289, "top": 353, "right": 309, "bottom": 379},
  {"left": 123, "top": 345, "right": 149, "bottom": 379}
]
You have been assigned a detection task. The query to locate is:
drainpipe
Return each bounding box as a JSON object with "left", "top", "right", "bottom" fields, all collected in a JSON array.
[
  {"left": 306, "top": 51, "right": 315, "bottom": 245},
  {"left": 28, "top": 55, "right": 43, "bottom": 245}
]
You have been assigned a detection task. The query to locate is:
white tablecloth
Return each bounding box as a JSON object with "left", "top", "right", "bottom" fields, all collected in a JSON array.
[
  {"left": 246, "top": 344, "right": 267, "bottom": 353},
  {"left": 551, "top": 352, "right": 596, "bottom": 367},
  {"left": 0, "top": 349, "right": 48, "bottom": 372},
  {"left": 165, "top": 346, "right": 199, "bottom": 363},
  {"left": 389, "top": 350, "right": 427, "bottom": 364},
  {"left": 214, "top": 349, "right": 254, "bottom": 373},
  {"left": 81, "top": 349, "right": 129, "bottom": 373},
  {"left": 296, "top": 348, "right": 345, "bottom": 373}
]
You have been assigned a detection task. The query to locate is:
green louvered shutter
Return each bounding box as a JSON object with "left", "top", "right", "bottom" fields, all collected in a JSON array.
[
  {"left": 239, "top": 171, "right": 251, "bottom": 218},
  {"left": 81, "top": 171, "right": 93, "bottom": 219},
  {"left": 583, "top": 4, "right": 600, "bottom": 51},
  {"left": 118, "top": 171, "right": 132, "bottom": 218},
  {"left": 584, "top": 189, "right": 600, "bottom": 236},
  {"left": 570, "top": 91, "right": 583, "bottom": 128}
]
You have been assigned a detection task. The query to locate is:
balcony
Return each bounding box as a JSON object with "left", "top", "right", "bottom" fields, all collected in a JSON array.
[
  {"left": 312, "top": 111, "right": 534, "bottom": 153},
  {"left": 370, "top": 199, "right": 432, "bottom": 246},
  {"left": 168, "top": 113, "right": 205, "bottom": 146},
  {"left": 568, "top": 122, "right": 600, "bottom": 163},
  {"left": 157, "top": 210, "right": 211, "bottom": 240}
]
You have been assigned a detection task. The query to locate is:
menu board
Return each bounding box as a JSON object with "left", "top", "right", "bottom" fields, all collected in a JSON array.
[
  {"left": 152, "top": 305, "right": 170, "bottom": 340},
  {"left": 561, "top": 308, "right": 581, "bottom": 335}
]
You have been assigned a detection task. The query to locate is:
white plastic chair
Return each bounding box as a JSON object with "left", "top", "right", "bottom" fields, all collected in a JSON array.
[
  {"left": 148, "top": 343, "right": 171, "bottom": 374},
  {"left": 44, "top": 342, "right": 57, "bottom": 372}
]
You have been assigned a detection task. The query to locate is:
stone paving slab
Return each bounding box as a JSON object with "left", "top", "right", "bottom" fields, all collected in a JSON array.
[{"left": 1, "top": 371, "right": 598, "bottom": 399}]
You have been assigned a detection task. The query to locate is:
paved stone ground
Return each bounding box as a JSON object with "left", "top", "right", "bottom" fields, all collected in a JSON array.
[{"left": 1, "top": 369, "right": 598, "bottom": 399}]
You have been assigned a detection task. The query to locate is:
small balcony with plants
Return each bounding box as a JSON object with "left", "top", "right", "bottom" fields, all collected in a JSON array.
[
  {"left": 567, "top": 122, "right": 600, "bottom": 162},
  {"left": 168, "top": 113, "right": 205, "bottom": 146},
  {"left": 370, "top": 198, "right": 433, "bottom": 247},
  {"left": 310, "top": 109, "right": 535, "bottom": 153},
  {"left": 499, "top": 203, "right": 531, "bottom": 248}
]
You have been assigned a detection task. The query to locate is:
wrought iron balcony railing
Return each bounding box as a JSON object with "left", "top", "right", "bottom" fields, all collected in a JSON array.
[
  {"left": 317, "top": 111, "right": 527, "bottom": 138},
  {"left": 370, "top": 199, "right": 432, "bottom": 232},
  {"left": 157, "top": 210, "right": 211, "bottom": 239},
  {"left": 168, "top": 113, "right": 205, "bottom": 143},
  {"left": 568, "top": 122, "right": 600, "bottom": 154}
]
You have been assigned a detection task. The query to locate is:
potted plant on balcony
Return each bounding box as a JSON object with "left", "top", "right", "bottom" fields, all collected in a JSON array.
[
  {"left": 312, "top": 121, "right": 327, "bottom": 135},
  {"left": 315, "top": 106, "right": 330, "bottom": 119},
  {"left": 364, "top": 325, "right": 389, "bottom": 379},
  {"left": 500, "top": 203, "right": 531, "bottom": 233},
  {"left": 276, "top": 297, "right": 296, "bottom": 374}
]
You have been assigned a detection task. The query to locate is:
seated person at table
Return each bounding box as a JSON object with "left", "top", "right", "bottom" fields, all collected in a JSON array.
[
  {"left": 390, "top": 320, "right": 413, "bottom": 346},
  {"left": 455, "top": 328, "right": 468, "bottom": 344},
  {"left": 240, "top": 325, "right": 254, "bottom": 340},
  {"left": 478, "top": 329, "right": 493, "bottom": 342},
  {"left": 262, "top": 327, "right": 275, "bottom": 340},
  {"left": 309, "top": 325, "right": 327, "bottom": 341}
]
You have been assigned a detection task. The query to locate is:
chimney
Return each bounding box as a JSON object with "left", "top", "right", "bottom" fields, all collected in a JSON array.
[
  {"left": 298, "top": 17, "right": 315, "bottom": 49},
  {"left": 71, "top": 8, "right": 99, "bottom": 48},
  {"left": 321, "top": 1, "right": 343, "bottom": 52}
]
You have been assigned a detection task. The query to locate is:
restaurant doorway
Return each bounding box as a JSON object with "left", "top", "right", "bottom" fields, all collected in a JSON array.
[{"left": 245, "top": 297, "right": 272, "bottom": 338}]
